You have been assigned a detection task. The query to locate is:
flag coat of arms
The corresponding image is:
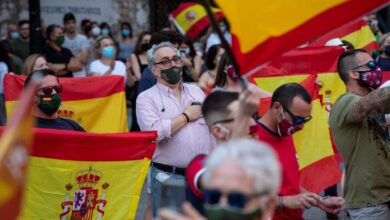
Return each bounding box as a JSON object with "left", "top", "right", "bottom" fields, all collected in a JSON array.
[{"left": 4, "top": 75, "right": 128, "bottom": 133}]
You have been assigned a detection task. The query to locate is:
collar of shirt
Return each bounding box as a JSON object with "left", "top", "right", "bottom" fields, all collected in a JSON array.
[{"left": 156, "top": 82, "right": 185, "bottom": 96}]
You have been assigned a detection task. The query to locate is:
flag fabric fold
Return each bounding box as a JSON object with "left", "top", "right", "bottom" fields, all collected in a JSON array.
[
  {"left": 308, "top": 18, "right": 379, "bottom": 52},
  {"left": 4, "top": 75, "right": 128, "bottom": 133},
  {"left": 215, "top": 0, "right": 388, "bottom": 76}
]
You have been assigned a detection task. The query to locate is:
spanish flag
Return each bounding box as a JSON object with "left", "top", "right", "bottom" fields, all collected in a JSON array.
[
  {"left": 15, "top": 129, "right": 156, "bottom": 219},
  {"left": 0, "top": 82, "right": 36, "bottom": 219},
  {"left": 309, "top": 18, "right": 379, "bottom": 52},
  {"left": 4, "top": 75, "right": 128, "bottom": 133},
  {"left": 215, "top": 0, "right": 388, "bottom": 76},
  {"left": 254, "top": 47, "right": 345, "bottom": 193},
  {"left": 170, "top": 2, "right": 224, "bottom": 40}
]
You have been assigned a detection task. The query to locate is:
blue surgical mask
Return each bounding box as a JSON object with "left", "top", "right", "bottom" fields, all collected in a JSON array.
[
  {"left": 10, "top": 31, "right": 19, "bottom": 40},
  {"left": 101, "top": 28, "right": 110, "bottom": 36},
  {"left": 91, "top": 27, "right": 101, "bottom": 36},
  {"left": 102, "top": 46, "right": 116, "bottom": 58},
  {"left": 121, "top": 29, "right": 131, "bottom": 37}
]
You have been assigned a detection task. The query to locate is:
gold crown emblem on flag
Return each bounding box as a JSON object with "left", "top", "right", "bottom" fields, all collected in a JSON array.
[
  {"left": 185, "top": 10, "right": 197, "bottom": 23},
  {"left": 75, "top": 167, "right": 102, "bottom": 188}
]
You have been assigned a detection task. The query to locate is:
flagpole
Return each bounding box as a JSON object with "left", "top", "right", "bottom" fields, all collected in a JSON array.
[{"left": 199, "top": 0, "right": 247, "bottom": 90}]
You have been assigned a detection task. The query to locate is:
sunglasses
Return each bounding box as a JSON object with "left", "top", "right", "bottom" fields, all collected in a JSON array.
[
  {"left": 204, "top": 189, "right": 266, "bottom": 209},
  {"left": 39, "top": 85, "right": 63, "bottom": 96},
  {"left": 283, "top": 107, "right": 312, "bottom": 125},
  {"left": 352, "top": 60, "right": 378, "bottom": 72}
]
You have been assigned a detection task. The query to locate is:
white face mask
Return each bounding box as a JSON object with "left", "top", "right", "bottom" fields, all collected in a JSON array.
[{"left": 91, "top": 27, "right": 101, "bottom": 36}]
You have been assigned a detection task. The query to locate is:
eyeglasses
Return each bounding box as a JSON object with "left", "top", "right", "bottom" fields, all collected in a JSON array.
[
  {"left": 283, "top": 107, "right": 312, "bottom": 125},
  {"left": 154, "top": 56, "right": 181, "bottom": 68},
  {"left": 352, "top": 60, "right": 378, "bottom": 72},
  {"left": 38, "top": 85, "right": 63, "bottom": 96},
  {"left": 204, "top": 189, "right": 267, "bottom": 209},
  {"left": 213, "top": 118, "right": 235, "bottom": 125}
]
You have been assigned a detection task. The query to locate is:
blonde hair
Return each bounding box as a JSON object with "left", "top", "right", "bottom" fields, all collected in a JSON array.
[{"left": 23, "top": 54, "right": 46, "bottom": 75}]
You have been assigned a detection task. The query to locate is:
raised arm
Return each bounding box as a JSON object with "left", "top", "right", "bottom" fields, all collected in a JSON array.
[{"left": 351, "top": 87, "right": 390, "bottom": 122}]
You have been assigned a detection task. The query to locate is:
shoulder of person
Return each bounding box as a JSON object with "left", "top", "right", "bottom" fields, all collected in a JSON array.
[
  {"left": 137, "top": 84, "right": 158, "bottom": 99},
  {"left": 184, "top": 83, "right": 205, "bottom": 96},
  {"left": 59, "top": 117, "right": 85, "bottom": 132}
]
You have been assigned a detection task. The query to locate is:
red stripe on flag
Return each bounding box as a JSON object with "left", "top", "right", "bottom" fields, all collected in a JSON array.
[
  {"left": 186, "top": 11, "right": 225, "bottom": 40},
  {"left": 250, "top": 46, "right": 344, "bottom": 78},
  {"left": 0, "top": 127, "right": 157, "bottom": 161},
  {"left": 235, "top": 0, "right": 388, "bottom": 75},
  {"left": 4, "top": 75, "right": 124, "bottom": 101},
  {"left": 299, "top": 155, "right": 342, "bottom": 193},
  {"left": 309, "top": 19, "right": 368, "bottom": 46},
  {"left": 364, "top": 41, "right": 380, "bottom": 52},
  {"left": 171, "top": 2, "right": 199, "bottom": 17}
]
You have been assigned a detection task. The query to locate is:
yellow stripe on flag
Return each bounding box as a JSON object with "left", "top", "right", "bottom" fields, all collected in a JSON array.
[
  {"left": 217, "top": 0, "right": 347, "bottom": 53},
  {"left": 254, "top": 73, "right": 345, "bottom": 103},
  {"left": 341, "top": 25, "right": 377, "bottom": 49},
  {"left": 6, "top": 92, "right": 128, "bottom": 133},
  {"left": 19, "top": 157, "right": 151, "bottom": 219},
  {"left": 293, "top": 99, "right": 334, "bottom": 169}
]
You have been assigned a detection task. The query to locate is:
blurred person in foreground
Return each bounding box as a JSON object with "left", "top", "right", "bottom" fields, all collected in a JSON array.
[{"left": 159, "top": 138, "right": 281, "bottom": 220}]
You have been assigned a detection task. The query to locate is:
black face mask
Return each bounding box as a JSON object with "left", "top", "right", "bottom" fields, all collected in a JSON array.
[
  {"left": 141, "top": 43, "right": 150, "bottom": 52},
  {"left": 160, "top": 66, "right": 182, "bottom": 84},
  {"left": 385, "top": 45, "right": 390, "bottom": 57}
]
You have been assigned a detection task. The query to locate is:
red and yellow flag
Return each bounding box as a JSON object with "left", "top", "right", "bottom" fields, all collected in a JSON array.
[
  {"left": 4, "top": 75, "right": 128, "bottom": 133},
  {"left": 215, "top": 0, "right": 388, "bottom": 76},
  {"left": 13, "top": 129, "right": 156, "bottom": 219},
  {"left": 309, "top": 18, "right": 379, "bottom": 52},
  {"left": 0, "top": 82, "right": 37, "bottom": 219},
  {"left": 169, "top": 2, "right": 224, "bottom": 40}
]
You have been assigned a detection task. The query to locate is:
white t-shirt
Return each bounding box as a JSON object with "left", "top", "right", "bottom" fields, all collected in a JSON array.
[
  {"left": 63, "top": 34, "right": 90, "bottom": 77},
  {"left": 0, "top": 62, "right": 9, "bottom": 94},
  {"left": 205, "top": 32, "right": 232, "bottom": 53},
  {"left": 88, "top": 60, "right": 127, "bottom": 81}
]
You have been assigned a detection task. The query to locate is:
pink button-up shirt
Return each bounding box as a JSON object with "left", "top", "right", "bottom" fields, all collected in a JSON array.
[{"left": 136, "top": 82, "right": 216, "bottom": 168}]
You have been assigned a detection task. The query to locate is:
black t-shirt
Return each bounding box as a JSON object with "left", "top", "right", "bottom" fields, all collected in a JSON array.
[
  {"left": 44, "top": 45, "right": 74, "bottom": 77},
  {"left": 36, "top": 117, "right": 85, "bottom": 132}
]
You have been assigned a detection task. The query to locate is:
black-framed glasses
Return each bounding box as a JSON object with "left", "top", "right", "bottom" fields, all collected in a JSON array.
[
  {"left": 154, "top": 56, "right": 181, "bottom": 68},
  {"left": 204, "top": 189, "right": 267, "bottom": 209},
  {"left": 212, "top": 118, "right": 235, "bottom": 125},
  {"left": 283, "top": 107, "right": 312, "bottom": 125},
  {"left": 38, "top": 85, "right": 63, "bottom": 96},
  {"left": 352, "top": 60, "right": 378, "bottom": 72}
]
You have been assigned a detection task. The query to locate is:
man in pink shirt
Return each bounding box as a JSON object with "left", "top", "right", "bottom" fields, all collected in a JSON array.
[{"left": 136, "top": 42, "right": 215, "bottom": 217}]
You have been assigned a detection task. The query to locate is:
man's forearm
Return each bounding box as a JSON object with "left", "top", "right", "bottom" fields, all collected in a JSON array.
[{"left": 352, "top": 87, "right": 390, "bottom": 121}]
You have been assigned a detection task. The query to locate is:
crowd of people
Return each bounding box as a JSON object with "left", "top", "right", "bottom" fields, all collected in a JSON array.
[{"left": 1, "top": 11, "right": 390, "bottom": 220}]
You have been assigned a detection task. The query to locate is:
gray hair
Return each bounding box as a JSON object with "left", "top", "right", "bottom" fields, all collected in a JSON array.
[
  {"left": 202, "top": 138, "right": 281, "bottom": 195},
  {"left": 147, "top": 42, "right": 180, "bottom": 70}
]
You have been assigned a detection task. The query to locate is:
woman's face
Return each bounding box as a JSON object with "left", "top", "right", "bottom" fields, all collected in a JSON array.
[
  {"left": 33, "top": 57, "right": 49, "bottom": 71},
  {"left": 141, "top": 34, "right": 151, "bottom": 44}
]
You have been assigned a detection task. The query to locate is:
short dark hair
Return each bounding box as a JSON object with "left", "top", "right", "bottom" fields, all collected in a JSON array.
[
  {"left": 63, "top": 13, "right": 76, "bottom": 24},
  {"left": 18, "top": 20, "right": 29, "bottom": 27},
  {"left": 202, "top": 90, "right": 239, "bottom": 128},
  {"left": 337, "top": 49, "right": 368, "bottom": 83},
  {"left": 150, "top": 30, "right": 183, "bottom": 47},
  {"left": 46, "top": 24, "right": 62, "bottom": 40},
  {"left": 24, "top": 68, "right": 58, "bottom": 88},
  {"left": 271, "top": 83, "right": 311, "bottom": 108},
  {"left": 206, "top": 44, "right": 223, "bottom": 70}
]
